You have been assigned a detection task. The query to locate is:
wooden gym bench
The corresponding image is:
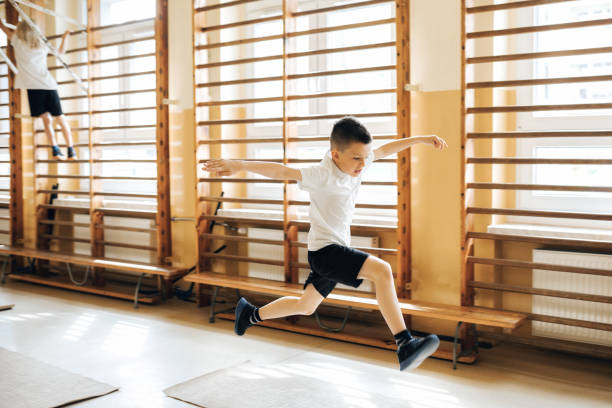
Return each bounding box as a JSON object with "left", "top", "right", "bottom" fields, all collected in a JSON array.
[
  {"left": 0, "top": 245, "right": 188, "bottom": 308},
  {"left": 185, "top": 271, "right": 527, "bottom": 369}
]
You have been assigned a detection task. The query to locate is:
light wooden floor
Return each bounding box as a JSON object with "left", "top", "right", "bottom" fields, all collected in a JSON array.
[{"left": 1, "top": 281, "right": 611, "bottom": 407}]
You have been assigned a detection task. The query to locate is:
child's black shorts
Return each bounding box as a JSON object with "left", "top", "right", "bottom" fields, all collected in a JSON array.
[
  {"left": 27, "top": 89, "right": 63, "bottom": 117},
  {"left": 305, "top": 244, "right": 370, "bottom": 298}
]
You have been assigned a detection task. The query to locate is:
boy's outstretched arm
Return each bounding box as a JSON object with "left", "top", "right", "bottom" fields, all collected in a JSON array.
[
  {"left": 202, "top": 159, "right": 302, "bottom": 181},
  {"left": 373, "top": 135, "right": 447, "bottom": 160}
]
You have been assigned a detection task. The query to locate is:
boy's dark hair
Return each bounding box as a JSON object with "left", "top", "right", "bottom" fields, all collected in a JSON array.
[{"left": 330, "top": 116, "right": 372, "bottom": 151}]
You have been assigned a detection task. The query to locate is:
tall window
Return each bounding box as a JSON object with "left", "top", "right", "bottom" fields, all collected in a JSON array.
[{"left": 515, "top": 0, "right": 612, "bottom": 225}]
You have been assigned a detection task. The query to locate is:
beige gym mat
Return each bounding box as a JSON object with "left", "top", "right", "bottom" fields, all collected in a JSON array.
[
  {"left": 0, "top": 347, "right": 117, "bottom": 408},
  {"left": 164, "top": 360, "right": 409, "bottom": 408}
]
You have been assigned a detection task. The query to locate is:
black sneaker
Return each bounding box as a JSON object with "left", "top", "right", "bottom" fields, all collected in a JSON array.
[
  {"left": 397, "top": 334, "right": 440, "bottom": 371},
  {"left": 234, "top": 297, "right": 256, "bottom": 336},
  {"left": 67, "top": 146, "right": 77, "bottom": 160},
  {"left": 52, "top": 145, "right": 64, "bottom": 160}
]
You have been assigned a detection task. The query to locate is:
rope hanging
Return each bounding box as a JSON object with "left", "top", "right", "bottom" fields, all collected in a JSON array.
[
  {"left": 13, "top": 0, "right": 86, "bottom": 30},
  {"left": 6, "top": 0, "right": 88, "bottom": 94}
]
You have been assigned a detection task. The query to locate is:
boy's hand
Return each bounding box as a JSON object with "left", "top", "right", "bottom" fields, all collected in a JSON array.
[
  {"left": 62, "top": 30, "right": 71, "bottom": 38},
  {"left": 427, "top": 135, "right": 448, "bottom": 150},
  {"left": 202, "top": 159, "right": 241, "bottom": 176}
]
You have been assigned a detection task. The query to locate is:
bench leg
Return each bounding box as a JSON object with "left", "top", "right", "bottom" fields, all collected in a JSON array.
[
  {"left": 134, "top": 273, "right": 146, "bottom": 309},
  {"left": 209, "top": 286, "right": 219, "bottom": 323},
  {"left": 66, "top": 263, "right": 90, "bottom": 286},
  {"left": 453, "top": 321, "right": 462, "bottom": 370},
  {"left": 0, "top": 255, "right": 10, "bottom": 284},
  {"left": 314, "top": 306, "right": 352, "bottom": 333}
]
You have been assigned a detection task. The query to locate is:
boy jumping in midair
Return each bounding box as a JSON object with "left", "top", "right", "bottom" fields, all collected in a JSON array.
[{"left": 203, "top": 117, "right": 448, "bottom": 370}]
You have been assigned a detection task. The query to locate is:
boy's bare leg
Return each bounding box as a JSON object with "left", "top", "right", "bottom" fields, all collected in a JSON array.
[
  {"left": 234, "top": 284, "right": 324, "bottom": 336},
  {"left": 41, "top": 113, "right": 58, "bottom": 146},
  {"left": 357, "top": 255, "right": 439, "bottom": 370},
  {"left": 56, "top": 114, "right": 75, "bottom": 147},
  {"left": 259, "top": 284, "right": 324, "bottom": 320},
  {"left": 356, "top": 256, "right": 406, "bottom": 334}
]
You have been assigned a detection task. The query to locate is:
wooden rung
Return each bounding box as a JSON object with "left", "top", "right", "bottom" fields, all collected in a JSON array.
[
  {"left": 466, "top": 0, "right": 575, "bottom": 14},
  {"left": 48, "top": 53, "right": 155, "bottom": 71},
  {"left": 36, "top": 160, "right": 88, "bottom": 164},
  {"left": 197, "top": 75, "right": 283, "bottom": 88},
  {"left": 289, "top": 200, "right": 396, "bottom": 209},
  {"left": 198, "top": 178, "right": 396, "bottom": 186},
  {"left": 39, "top": 220, "right": 90, "bottom": 228},
  {"left": 467, "top": 74, "right": 612, "bottom": 89},
  {"left": 92, "top": 159, "right": 156, "bottom": 163},
  {"left": 287, "top": 88, "right": 395, "bottom": 100},
  {"left": 467, "top": 130, "right": 612, "bottom": 138},
  {"left": 288, "top": 112, "right": 396, "bottom": 121},
  {"left": 96, "top": 36, "right": 156, "bottom": 49},
  {"left": 292, "top": 0, "right": 393, "bottom": 17},
  {"left": 200, "top": 197, "right": 282, "bottom": 205},
  {"left": 200, "top": 233, "right": 284, "bottom": 246},
  {"left": 201, "top": 252, "right": 285, "bottom": 266},
  {"left": 198, "top": 96, "right": 283, "bottom": 107},
  {"left": 62, "top": 89, "right": 156, "bottom": 101},
  {"left": 91, "top": 17, "right": 155, "bottom": 32},
  {"left": 64, "top": 106, "right": 156, "bottom": 116},
  {"left": 198, "top": 118, "right": 282, "bottom": 126},
  {"left": 197, "top": 34, "right": 284, "bottom": 50},
  {"left": 291, "top": 261, "right": 310, "bottom": 269},
  {"left": 467, "top": 231, "right": 612, "bottom": 249},
  {"left": 93, "top": 141, "right": 156, "bottom": 146},
  {"left": 201, "top": 15, "right": 282, "bottom": 33},
  {"left": 0, "top": 216, "right": 10, "bottom": 220},
  {"left": 101, "top": 241, "right": 156, "bottom": 251},
  {"left": 93, "top": 176, "right": 157, "bottom": 181},
  {"left": 467, "top": 103, "right": 612, "bottom": 113},
  {"left": 38, "top": 204, "right": 89, "bottom": 214},
  {"left": 57, "top": 71, "right": 156, "bottom": 86},
  {"left": 41, "top": 234, "right": 90, "bottom": 243},
  {"left": 467, "top": 18, "right": 612, "bottom": 39},
  {"left": 467, "top": 158, "right": 612, "bottom": 165},
  {"left": 288, "top": 42, "right": 395, "bottom": 60},
  {"left": 528, "top": 312, "right": 612, "bottom": 332},
  {"left": 288, "top": 134, "right": 397, "bottom": 142},
  {"left": 467, "top": 46, "right": 612, "bottom": 64},
  {"left": 195, "top": 0, "right": 260, "bottom": 13},
  {"left": 467, "top": 183, "right": 612, "bottom": 193},
  {"left": 37, "top": 175, "right": 89, "bottom": 180},
  {"left": 97, "top": 225, "right": 156, "bottom": 233},
  {"left": 468, "top": 256, "right": 612, "bottom": 277},
  {"left": 37, "top": 190, "right": 89, "bottom": 195},
  {"left": 96, "top": 208, "right": 156, "bottom": 218},
  {"left": 469, "top": 280, "right": 612, "bottom": 304},
  {"left": 287, "top": 18, "right": 395, "bottom": 38},
  {"left": 197, "top": 158, "right": 396, "bottom": 164},
  {"left": 94, "top": 192, "right": 157, "bottom": 198},
  {"left": 197, "top": 54, "right": 282, "bottom": 69},
  {"left": 479, "top": 331, "right": 612, "bottom": 359},
  {"left": 467, "top": 207, "right": 612, "bottom": 221},
  {"left": 199, "top": 137, "right": 283, "bottom": 145},
  {"left": 0, "top": 230, "right": 10, "bottom": 234}
]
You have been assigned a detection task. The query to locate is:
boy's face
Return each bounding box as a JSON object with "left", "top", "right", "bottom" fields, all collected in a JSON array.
[{"left": 331, "top": 141, "right": 372, "bottom": 177}]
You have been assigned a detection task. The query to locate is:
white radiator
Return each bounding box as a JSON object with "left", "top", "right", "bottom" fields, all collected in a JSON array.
[
  {"left": 532, "top": 249, "right": 612, "bottom": 346},
  {"left": 247, "top": 228, "right": 377, "bottom": 293}
]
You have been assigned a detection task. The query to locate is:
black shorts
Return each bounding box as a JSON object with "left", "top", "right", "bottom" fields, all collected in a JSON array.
[
  {"left": 27, "top": 89, "right": 63, "bottom": 117},
  {"left": 304, "top": 244, "right": 370, "bottom": 298}
]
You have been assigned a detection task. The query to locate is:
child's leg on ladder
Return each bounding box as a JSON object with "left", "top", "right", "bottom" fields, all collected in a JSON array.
[
  {"left": 259, "top": 284, "right": 324, "bottom": 320},
  {"left": 41, "top": 113, "right": 58, "bottom": 146},
  {"left": 56, "top": 115, "right": 74, "bottom": 146}
]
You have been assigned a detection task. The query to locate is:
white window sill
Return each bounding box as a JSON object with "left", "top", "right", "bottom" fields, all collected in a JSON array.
[{"left": 487, "top": 223, "right": 612, "bottom": 242}]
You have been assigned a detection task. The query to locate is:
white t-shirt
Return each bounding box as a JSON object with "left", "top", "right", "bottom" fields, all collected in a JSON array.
[
  {"left": 11, "top": 35, "right": 57, "bottom": 90},
  {"left": 298, "top": 150, "right": 374, "bottom": 251}
]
